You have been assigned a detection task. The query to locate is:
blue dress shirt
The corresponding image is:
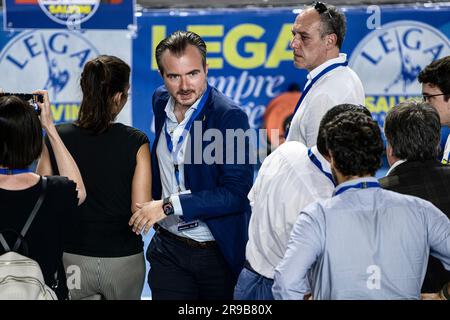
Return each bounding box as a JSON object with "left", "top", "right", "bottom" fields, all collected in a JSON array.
[{"left": 273, "top": 177, "right": 450, "bottom": 300}]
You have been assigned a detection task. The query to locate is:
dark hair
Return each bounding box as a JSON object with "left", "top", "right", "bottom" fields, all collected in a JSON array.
[
  {"left": 317, "top": 104, "right": 372, "bottom": 156},
  {"left": 155, "top": 30, "right": 207, "bottom": 75},
  {"left": 78, "top": 55, "right": 130, "bottom": 134},
  {"left": 418, "top": 56, "right": 450, "bottom": 102},
  {"left": 0, "top": 96, "right": 43, "bottom": 169},
  {"left": 384, "top": 100, "right": 440, "bottom": 161},
  {"left": 325, "top": 111, "right": 383, "bottom": 176},
  {"left": 310, "top": 2, "right": 346, "bottom": 49}
]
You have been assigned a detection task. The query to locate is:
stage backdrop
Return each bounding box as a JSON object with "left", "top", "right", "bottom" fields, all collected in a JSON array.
[
  {"left": 132, "top": 5, "right": 450, "bottom": 151},
  {"left": 0, "top": 4, "right": 449, "bottom": 152}
]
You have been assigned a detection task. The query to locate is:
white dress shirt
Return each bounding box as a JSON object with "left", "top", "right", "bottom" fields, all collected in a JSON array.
[
  {"left": 286, "top": 54, "right": 365, "bottom": 147},
  {"left": 156, "top": 95, "right": 215, "bottom": 241},
  {"left": 386, "top": 159, "right": 406, "bottom": 176},
  {"left": 246, "top": 142, "right": 335, "bottom": 279}
]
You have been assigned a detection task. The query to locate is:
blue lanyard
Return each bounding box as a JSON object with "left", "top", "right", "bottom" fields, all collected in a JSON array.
[
  {"left": 164, "top": 85, "right": 211, "bottom": 189},
  {"left": 293, "top": 61, "right": 348, "bottom": 116},
  {"left": 286, "top": 60, "right": 348, "bottom": 137},
  {"left": 307, "top": 149, "right": 335, "bottom": 186},
  {"left": 0, "top": 168, "right": 32, "bottom": 175},
  {"left": 334, "top": 181, "right": 380, "bottom": 196}
]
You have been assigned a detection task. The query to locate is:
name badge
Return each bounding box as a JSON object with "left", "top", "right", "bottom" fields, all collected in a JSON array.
[{"left": 177, "top": 220, "right": 199, "bottom": 231}]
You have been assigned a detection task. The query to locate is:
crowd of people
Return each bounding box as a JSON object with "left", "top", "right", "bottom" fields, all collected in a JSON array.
[{"left": 0, "top": 2, "right": 449, "bottom": 300}]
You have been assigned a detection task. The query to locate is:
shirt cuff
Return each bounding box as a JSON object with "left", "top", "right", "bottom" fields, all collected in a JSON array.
[{"left": 170, "top": 195, "right": 183, "bottom": 216}]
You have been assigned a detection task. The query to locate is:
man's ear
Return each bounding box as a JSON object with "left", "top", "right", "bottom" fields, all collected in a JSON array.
[
  {"left": 386, "top": 143, "right": 393, "bottom": 158},
  {"left": 386, "top": 142, "right": 397, "bottom": 167},
  {"left": 326, "top": 33, "right": 337, "bottom": 48}
]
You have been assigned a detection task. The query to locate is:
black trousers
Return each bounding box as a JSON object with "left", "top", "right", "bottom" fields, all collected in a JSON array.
[{"left": 146, "top": 230, "right": 236, "bottom": 300}]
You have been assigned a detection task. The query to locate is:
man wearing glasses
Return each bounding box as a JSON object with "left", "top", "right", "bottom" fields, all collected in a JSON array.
[
  {"left": 286, "top": 2, "right": 365, "bottom": 146},
  {"left": 418, "top": 56, "right": 450, "bottom": 164}
]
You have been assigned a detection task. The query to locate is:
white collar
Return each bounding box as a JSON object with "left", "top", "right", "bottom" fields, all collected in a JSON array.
[
  {"left": 164, "top": 93, "right": 203, "bottom": 123},
  {"left": 310, "top": 146, "right": 331, "bottom": 174},
  {"left": 307, "top": 53, "right": 347, "bottom": 81},
  {"left": 386, "top": 159, "right": 407, "bottom": 176},
  {"left": 333, "top": 176, "right": 379, "bottom": 196}
]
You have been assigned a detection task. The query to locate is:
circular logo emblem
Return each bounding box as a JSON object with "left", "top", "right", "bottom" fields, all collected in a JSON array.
[
  {"left": 349, "top": 21, "right": 450, "bottom": 96},
  {"left": 0, "top": 30, "right": 99, "bottom": 122},
  {"left": 38, "top": 0, "right": 100, "bottom": 26}
]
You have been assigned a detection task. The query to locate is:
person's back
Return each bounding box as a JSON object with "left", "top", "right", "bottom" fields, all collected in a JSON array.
[
  {"left": 39, "top": 55, "right": 151, "bottom": 300},
  {"left": 0, "top": 93, "right": 85, "bottom": 299},
  {"left": 380, "top": 100, "right": 450, "bottom": 293},
  {"left": 0, "top": 176, "right": 78, "bottom": 298},
  {"left": 237, "top": 104, "right": 373, "bottom": 300},
  {"left": 48, "top": 122, "right": 147, "bottom": 256},
  {"left": 246, "top": 141, "right": 333, "bottom": 279},
  {"left": 380, "top": 161, "right": 450, "bottom": 214},
  {"left": 273, "top": 111, "right": 450, "bottom": 300},
  {"left": 380, "top": 161, "right": 450, "bottom": 293},
  {"left": 306, "top": 186, "right": 450, "bottom": 300}
]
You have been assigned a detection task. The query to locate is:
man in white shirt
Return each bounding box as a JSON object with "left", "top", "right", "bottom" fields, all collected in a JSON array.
[
  {"left": 234, "top": 104, "right": 371, "bottom": 300},
  {"left": 418, "top": 56, "right": 450, "bottom": 164},
  {"left": 286, "top": 2, "right": 365, "bottom": 146}
]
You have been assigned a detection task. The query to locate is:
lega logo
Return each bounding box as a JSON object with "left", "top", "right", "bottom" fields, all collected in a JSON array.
[
  {"left": 0, "top": 30, "right": 99, "bottom": 101},
  {"left": 38, "top": 0, "right": 100, "bottom": 26},
  {"left": 349, "top": 21, "right": 450, "bottom": 96}
]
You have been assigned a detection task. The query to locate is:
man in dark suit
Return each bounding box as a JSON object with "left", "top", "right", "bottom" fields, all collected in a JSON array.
[
  {"left": 380, "top": 100, "right": 450, "bottom": 296},
  {"left": 129, "top": 31, "right": 253, "bottom": 299}
]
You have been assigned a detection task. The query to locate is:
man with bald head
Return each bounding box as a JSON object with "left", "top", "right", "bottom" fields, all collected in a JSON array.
[{"left": 286, "top": 2, "right": 365, "bottom": 146}]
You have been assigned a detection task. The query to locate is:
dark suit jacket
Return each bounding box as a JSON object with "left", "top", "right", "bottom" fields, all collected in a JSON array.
[
  {"left": 379, "top": 160, "right": 450, "bottom": 292},
  {"left": 151, "top": 85, "right": 254, "bottom": 276}
]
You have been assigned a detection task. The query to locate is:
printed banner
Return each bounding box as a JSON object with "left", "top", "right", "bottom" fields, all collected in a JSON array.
[
  {"left": 0, "top": 23, "right": 133, "bottom": 124},
  {"left": 132, "top": 6, "right": 450, "bottom": 151},
  {"left": 0, "top": 5, "right": 448, "bottom": 151},
  {"left": 3, "top": 0, "right": 135, "bottom": 30}
]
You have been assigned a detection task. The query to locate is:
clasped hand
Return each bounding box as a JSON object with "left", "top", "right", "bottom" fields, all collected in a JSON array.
[{"left": 129, "top": 200, "right": 165, "bottom": 235}]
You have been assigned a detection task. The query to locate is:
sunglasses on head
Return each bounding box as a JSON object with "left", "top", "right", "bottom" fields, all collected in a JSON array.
[{"left": 313, "top": 1, "right": 333, "bottom": 20}]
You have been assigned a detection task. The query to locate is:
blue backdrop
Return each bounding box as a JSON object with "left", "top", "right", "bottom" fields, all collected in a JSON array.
[{"left": 131, "top": 5, "right": 450, "bottom": 151}]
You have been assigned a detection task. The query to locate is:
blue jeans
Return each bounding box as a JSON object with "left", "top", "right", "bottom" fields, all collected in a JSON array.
[{"left": 234, "top": 267, "right": 274, "bottom": 300}]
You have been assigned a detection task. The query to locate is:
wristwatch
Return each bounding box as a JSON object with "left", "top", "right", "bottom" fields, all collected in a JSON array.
[{"left": 162, "top": 197, "right": 175, "bottom": 216}]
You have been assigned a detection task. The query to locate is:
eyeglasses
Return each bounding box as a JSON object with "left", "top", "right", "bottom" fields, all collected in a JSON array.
[
  {"left": 313, "top": 2, "right": 333, "bottom": 20},
  {"left": 422, "top": 93, "right": 447, "bottom": 102}
]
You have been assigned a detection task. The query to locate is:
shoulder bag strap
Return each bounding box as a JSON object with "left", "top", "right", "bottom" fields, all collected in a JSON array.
[
  {"left": 0, "top": 233, "right": 10, "bottom": 252},
  {"left": 12, "top": 176, "right": 48, "bottom": 251}
]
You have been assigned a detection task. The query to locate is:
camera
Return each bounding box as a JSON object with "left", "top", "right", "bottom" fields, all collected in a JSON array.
[{"left": 0, "top": 92, "right": 43, "bottom": 115}]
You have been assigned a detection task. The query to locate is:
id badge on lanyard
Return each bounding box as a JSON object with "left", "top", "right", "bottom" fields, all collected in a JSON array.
[
  {"left": 172, "top": 189, "right": 199, "bottom": 231},
  {"left": 177, "top": 220, "right": 199, "bottom": 231}
]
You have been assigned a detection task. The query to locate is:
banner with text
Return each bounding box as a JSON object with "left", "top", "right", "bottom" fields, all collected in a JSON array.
[
  {"left": 132, "top": 5, "right": 450, "bottom": 152},
  {"left": 3, "top": 0, "right": 135, "bottom": 30}
]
